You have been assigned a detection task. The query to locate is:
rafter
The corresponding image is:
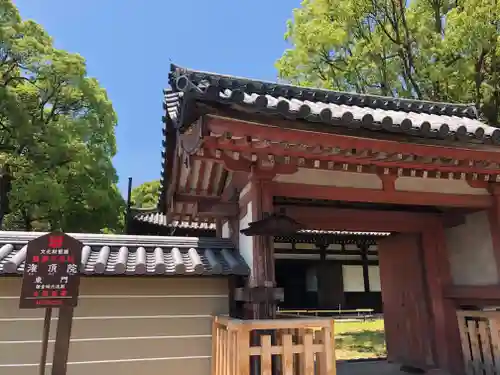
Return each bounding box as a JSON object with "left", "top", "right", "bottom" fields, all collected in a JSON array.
[
  {"left": 205, "top": 115, "right": 500, "bottom": 165},
  {"left": 201, "top": 134, "right": 500, "bottom": 181}
]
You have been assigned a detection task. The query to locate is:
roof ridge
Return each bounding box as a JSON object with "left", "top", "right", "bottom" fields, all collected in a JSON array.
[{"left": 168, "top": 63, "right": 477, "bottom": 114}]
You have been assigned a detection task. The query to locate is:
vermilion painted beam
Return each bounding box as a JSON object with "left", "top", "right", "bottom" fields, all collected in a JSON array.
[
  {"left": 269, "top": 182, "right": 493, "bottom": 209},
  {"left": 193, "top": 150, "right": 299, "bottom": 176},
  {"left": 275, "top": 205, "right": 439, "bottom": 232},
  {"left": 202, "top": 136, "right": 500, "bottom": 175},
  {"left": 221, "top": 171, "right": 249, "bottom": 201},
  {"left": 444, "top": 285, "right": 500, "bottom": 301},
  {"left": 174, "top": 193, "right": 220, "bottom": 203},
  {"left": 206, "top": 115, "right": 500, "bottom": 164},
  {"left": 196, "top": 201, "right": 239, "bottom": 217}
]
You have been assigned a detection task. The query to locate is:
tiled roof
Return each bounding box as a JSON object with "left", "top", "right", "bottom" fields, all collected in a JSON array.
[
  {"left": 133, "top": 211, "right": 216, "bottom": 230},
  {"left": 165, "top": 64, "right": 500, "bottom": 145},
  {"left": 297, "top": 230, "right": 390, "bottom": 236},
  {"left": 134, "top": 211, "right": 389, "bottom": 236},
  {"left": 0, "top": 231, "right": 249, "bottom": 277}
]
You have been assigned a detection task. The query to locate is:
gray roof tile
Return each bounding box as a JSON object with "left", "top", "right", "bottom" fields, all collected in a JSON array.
[
  {"left": 296, "top": 230, "right": 390, "bottom": 236},
  {"left": 134, "top": 211, "right": 390, "bottom": 237},
  {"left": 0, "top": 231, "right": 249, "bottom": 277},
  {"left": 133, "top": 211, "right": 216, "bottom": 230},
  {"left": 165, "top": 64, "right": 500, "bottom": 145}
]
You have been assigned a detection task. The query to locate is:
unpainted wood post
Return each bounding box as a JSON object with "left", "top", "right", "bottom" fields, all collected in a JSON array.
[
  {"left": 211, "top": 318, "right": 219, "bottom": 375},
  {"left": 238, "top": 327, "right": 251, "bottom": 375},
  {"left": 261, "top": 335, "right": 272, "bottom": 375},
  {"left": 316, "top": 324, "right": 335, "bottom": 375},
  {"left": 477, "top": 319, "right": 494, "bottom": 374},
  {"left": 281, "top": 332, "right": 294, "bottom": 375},
  {"left": 303, "top": 330, "right": 314, "bottom": 375},
  {"left": 456, "top": 314, "right": 472, "bottom": 375},
  {"left": 330, "top": 320, "right": 336, "bottom": 375},
  {"left": 487, "top": 318, "right": 500, "bottom": 375}
]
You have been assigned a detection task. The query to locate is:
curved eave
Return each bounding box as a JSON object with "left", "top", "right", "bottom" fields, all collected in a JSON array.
[{"left": 167, "top": 64, "right": 500, "bottom": 146}]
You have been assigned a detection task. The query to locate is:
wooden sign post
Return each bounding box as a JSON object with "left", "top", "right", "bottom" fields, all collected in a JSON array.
[{"left": 19, "top": 232, "right": 83, "bottom": 375}]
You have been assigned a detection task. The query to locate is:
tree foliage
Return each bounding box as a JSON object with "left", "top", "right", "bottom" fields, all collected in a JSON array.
[
  {"left": 276, "top": 0, "right": 500, "bottom": 124},
  {"left": 131, "top": 180, "right": 161, "bottom": 209},
  {"left": 0, "top": 0, "right": 125, "bottom": 232}
]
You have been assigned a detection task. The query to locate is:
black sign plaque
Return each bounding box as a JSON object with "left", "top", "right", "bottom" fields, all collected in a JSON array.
[{"left": 19, "top": 232, "right": 83, "bottom": 309}]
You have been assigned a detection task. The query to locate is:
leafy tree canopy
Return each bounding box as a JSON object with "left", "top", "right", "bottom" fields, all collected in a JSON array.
[
  {"left": 276, "top": 0, "right": 500, "bottom": 125},
  {"left": 131, "top": 180, "right": 161, "bottom": 209},
  {"left": 0, "top": 0, "right": 125, "bottom": 232}
]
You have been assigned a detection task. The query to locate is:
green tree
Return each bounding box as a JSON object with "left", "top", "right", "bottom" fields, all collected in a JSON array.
[
  {"left": 276, "top": 0, "right": 500, "bottom": 125},
  {"left": 131, "top": 180, "right": 161, "bottom": 209},
  {"left": 0, "top": 0, "right": 125, "bottom": 232}
]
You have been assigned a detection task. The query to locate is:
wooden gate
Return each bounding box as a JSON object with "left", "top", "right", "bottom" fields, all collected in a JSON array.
[
  {"left": 457, "top": 310, "right": 500, "bottom": 375},
  {"left": 378, "top": 233, "right": 435, "bottom": 370}
]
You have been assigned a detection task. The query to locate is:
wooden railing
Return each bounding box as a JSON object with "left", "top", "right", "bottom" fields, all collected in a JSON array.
[
  {"left": 212, "top": 315, "right": 336, "bottom": 375},
  {"left": 457, "top": 310, "right": 500, "bottom": 375}
]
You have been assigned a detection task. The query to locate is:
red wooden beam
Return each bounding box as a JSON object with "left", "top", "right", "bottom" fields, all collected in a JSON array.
[
  {"left": 444, "top": 285, "right": 500, "bottom": 301},
  {"left": 221, "top": 171, "right": 249, "bottom": 201},
  {"left": 174, "top": 193, "right": 220, "bottom": 203},
  {"left": 269, "top": 182, "right": 493, "bottom": 209},
  {"left": 196, "top": 201, "right": 239, "bottom": 217},
  {"left": 202, "top": 136, "right": 500, "bottom": 176},
  {"left": 275, "top": 205, "right": 440, "bottom": 232},
  {"left": 193, "top": 148, "right": 299, "bottom": 176},
  {"left": 206, "top": 116, "right": 500, "bottom": 164}
]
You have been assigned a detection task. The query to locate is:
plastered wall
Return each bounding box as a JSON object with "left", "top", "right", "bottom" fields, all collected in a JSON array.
[
  {"left": 221, "top": 221, "right": 230, "bottom": 238},
  {"left": 238, "top": 201, "right": 253, "bottom": 273},
  {"left": 446, "top": 211, "right": 498, "bottom": 285},
  {"left": 276, "top": 168, "right": 489, "bottom": 195}
]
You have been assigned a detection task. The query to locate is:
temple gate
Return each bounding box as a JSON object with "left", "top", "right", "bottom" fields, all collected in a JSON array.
[{"left": 159, "top": 63, "right": 500, "bottom": 375}]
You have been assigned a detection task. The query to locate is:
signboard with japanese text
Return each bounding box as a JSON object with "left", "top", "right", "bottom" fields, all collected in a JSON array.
[{"left": 19, "top": 232, "right": 83, "bottom": 309}]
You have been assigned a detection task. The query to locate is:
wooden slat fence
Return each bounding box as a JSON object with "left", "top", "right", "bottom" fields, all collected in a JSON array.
[
  {"left": 457, "top": 310, "right": 500, "bottom": 375},
  {"left": 212, "top": 315, "right": 336, "bottom": 375}
]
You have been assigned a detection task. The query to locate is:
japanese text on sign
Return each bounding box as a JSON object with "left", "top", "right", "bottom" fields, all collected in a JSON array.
[{"left": 19, "top": 233, "right": 83, "bottom": 309}]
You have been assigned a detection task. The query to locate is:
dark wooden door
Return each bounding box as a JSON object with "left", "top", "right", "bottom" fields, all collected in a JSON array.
[
  {"left": 317, "top": 262, "right": 344, "bottom": 309},
  {"left": 378, "top": 233, "right": 435, "bottom": 370}
]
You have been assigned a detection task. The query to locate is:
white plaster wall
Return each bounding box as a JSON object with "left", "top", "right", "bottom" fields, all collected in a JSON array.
[
  {"left": 446, "top": 211, "right": 498, "bottom": 285},
  {"left": 342, "top": 265, "right": 365, "bottom": 292},
  {"left": 395, "top": 177, "right": 488, "bottom": 195},
  {"left": 238, "top": 201, "right": 254, "bottom": 273},
  {"left": 275, "top": 168, "right": 489, "bottom": 195},
  {"left": 275, "top": 169, "right": 382, "bottom": 189},
  {"left": 222, "top": 221, "right": 230, "bottom": 239},
  {"left": 368, "top": 266, "right": 381, "bottom": 292}
]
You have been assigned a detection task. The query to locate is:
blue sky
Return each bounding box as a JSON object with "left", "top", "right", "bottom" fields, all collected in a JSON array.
[{"left": 13, "top": 0, "right": 301, "bottom": 195}]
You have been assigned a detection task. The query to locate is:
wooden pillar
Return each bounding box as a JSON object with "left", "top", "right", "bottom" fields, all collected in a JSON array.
[
  {"left": 317, "top": 244, "right": 328, "bottom": 309},
  {"left": 215, "top": 218, "right": 223, "bottom": 238},
  {"left": 360, "top": 243, "right": 371, "bottom": 292},
  {"left": 488, "top": 185, "right": 500, "bottom": 278},
  {"left": 247, "top": 172, "right": 275, "bottom": 319},
  {"left": 421, "top": 222, "right": 464, "bottom": 375}
]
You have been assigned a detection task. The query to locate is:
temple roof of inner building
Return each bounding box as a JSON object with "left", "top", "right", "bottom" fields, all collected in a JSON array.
[
  {"left": 164, "top": 64, "right": 500, "bottom": 145},
  {"left": 132, "top": 210, "right": 390, "bottom": 239},
  {"left": 133, "top": 209, "right": 216, "bottom": 230}
]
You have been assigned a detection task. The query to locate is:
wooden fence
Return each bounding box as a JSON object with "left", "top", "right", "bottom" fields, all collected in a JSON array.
[
  {"left": 212, "top": 315, "right": 336, "bottom": 375},
  {"left": 457, "top": 310, "right": 500, "bottom": 375}
]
